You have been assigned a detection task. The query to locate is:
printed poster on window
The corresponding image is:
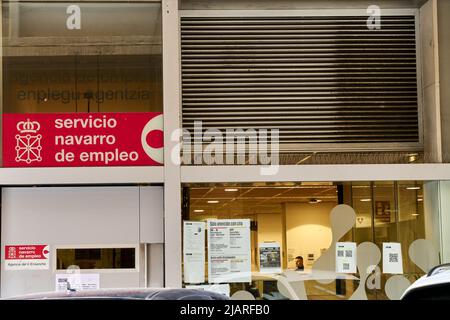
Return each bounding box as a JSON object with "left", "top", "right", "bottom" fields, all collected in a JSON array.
[
  {"left": 207, "top": 219, "right": 251, "bottom": 283},
  {"left": 183, "top": 221, "right": 206, "bottom": 284},
  {"left": 375, "top": 201, "right": 391, "bottom": 223},
  {"left": 382, "top": 242, "right": 404, "bottom": 274},
  {"left": 335, "top": 242, "right": 357, "bottom": 274},
  {"left": 259, "top": 242, "right": 282, "bottom": 274},
  {"left": 55, "top": 273, "right": 100, "bottom": 292}
]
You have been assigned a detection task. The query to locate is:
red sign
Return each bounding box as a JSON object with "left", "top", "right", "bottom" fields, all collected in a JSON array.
[
  {"left": 5, "top": 245, "right": 49, "bottom": 260},
  {"left": 2, "top": 112, "right": 163, "bottom": 167}
]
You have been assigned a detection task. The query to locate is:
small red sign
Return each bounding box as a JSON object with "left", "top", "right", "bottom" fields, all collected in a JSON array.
[
  {"left": 2, "top": 112, "right": 163, "bottom": 167},
  {"left": 5, "top": 245, "right": 49, "bottom": 260}
]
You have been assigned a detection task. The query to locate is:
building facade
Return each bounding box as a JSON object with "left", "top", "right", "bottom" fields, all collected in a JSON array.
[{"left": 0, "top": 0, "right": 450, "bottom": 300}]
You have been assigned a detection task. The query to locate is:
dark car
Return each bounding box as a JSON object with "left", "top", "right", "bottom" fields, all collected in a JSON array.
[{"left": 4, "top": 288, "right": 229, "bottom": 300}]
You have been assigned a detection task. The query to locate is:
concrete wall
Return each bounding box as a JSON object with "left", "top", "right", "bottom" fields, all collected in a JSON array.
[
  {"left": 437, "top": 0, "right": 450, "bottom": 162},
  {"left": 420, "top": 0, "right": 442, "bottom": 162},
  {"left": 419, "top": 0, "right": 450, "bottom": 163},
  {"left": 1, "top": 186, "right": 164, "bottom": 297}
]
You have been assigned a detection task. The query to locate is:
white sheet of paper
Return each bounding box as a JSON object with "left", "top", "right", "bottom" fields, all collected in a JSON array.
[
  {"left": 207, "top": 219, "right": 251, "bottom": 283},
  {"left": 183, "top": 221, "right": 206, "bottom": 284},
  {"left": 382, "top": 242, "right": 403, "bottom": 274},
  {"left": 335, "top": 242, "right": 357, "bottom": 274},
  {"left": 55, "top": 273, "right": 100, "bottom": 292}
]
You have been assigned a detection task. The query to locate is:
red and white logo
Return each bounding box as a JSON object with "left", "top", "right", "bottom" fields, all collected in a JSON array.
[
  {"left": 15, "top": 119, "right": 43, "bottom": 164},
  {"left": 4, "top": 245, "right": 50, "bottom": 270},
  {"left": 141, "top": 114, "right": 163, "bottom": 165},
  {"left": 3, "top": 113, "right": 163, "bottom": 167}
]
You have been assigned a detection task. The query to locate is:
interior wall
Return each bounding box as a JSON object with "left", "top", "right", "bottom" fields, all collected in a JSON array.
[
  {"left": 423, "top": 181, "right": 442, "bottom": 258},
  {"left": 437, "top": 181, "right": 450, "bottom": 263},
  {"left": 285, "top": 202, "right": 335, "bottom": 269},
  {"left": 256, "top": 213, "right": 284, "bottom": 267}
]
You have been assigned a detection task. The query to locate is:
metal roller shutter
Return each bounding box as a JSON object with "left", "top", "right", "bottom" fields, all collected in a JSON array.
[{"left": 180, "top": 15, "right": 420, "bottom": 152}]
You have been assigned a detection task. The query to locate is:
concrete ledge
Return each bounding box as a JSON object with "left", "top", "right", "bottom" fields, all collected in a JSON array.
[
  {"left": 181, "top": 164, "right": 450, "bottom": 183},
  {"left": 0, "top": 166, "right": 164, "bottom": 185}
]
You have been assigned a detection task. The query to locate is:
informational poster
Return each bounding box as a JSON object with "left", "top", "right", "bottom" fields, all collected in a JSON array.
[
  {"left": 259, "top": 242, "right": 282, "bottom": 274},
  {"left": 375, "top": 201, "right": 391, "bottom": 223},
  {"left": 335, "top": 242, "right": 357, "bottom": 274},
  {"left": 183, "top": 221, "right": 206, "bottom": 284},
  {"left": 55, "top": 273, "right": 100, "bottom": 292},
  {"left": 2, "top": 112, "right": 163, "bottom": 167},
  {"left": 4, "top": 245, "right": 50, "bottom": 270},
  {"left": 207, "top": 219, "right": 251, "bottom": 283},
  {"left": 185, "top": 284, "right": 230, "bottom": 298},
  {"left": 382, "top": 242, "right": 404, "bottom": 274}
]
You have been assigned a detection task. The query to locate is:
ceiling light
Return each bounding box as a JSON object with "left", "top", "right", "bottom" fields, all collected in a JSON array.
[
  {"left": 408, "top": 153, "right": 419, "bottom": 163},
  {"left": 309, "top": 198, "right": 322, "bottom": 204},
  {"left": 194, "top": 209, "right": 204, "bottom": 213},
  {"left": 417, "top": 198, "right": 423, "bottom": 202},
  {"left": 225, "top": 188, "right": 238, "bottom": 192},
  {"left": 412, "top": 213, "right": 420, "bottom": 216},
  {"left": 360, "top": 198, "right": 372, "bottom": 202},
  {"left": 406, "top": 187, "right": 421, "bottom": 190},
  {"left": 207, "top": 200, "right": 219, "bottom": 204}
]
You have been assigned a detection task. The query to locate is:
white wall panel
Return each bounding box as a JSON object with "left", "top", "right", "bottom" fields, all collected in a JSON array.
[{"left": 140, "top": 186, "right": 164, "bottom": 244}]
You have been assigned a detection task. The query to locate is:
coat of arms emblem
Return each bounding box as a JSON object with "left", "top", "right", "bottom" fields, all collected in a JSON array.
[{"left": 15, "top": 119, "right": 42, "bottom": 164}]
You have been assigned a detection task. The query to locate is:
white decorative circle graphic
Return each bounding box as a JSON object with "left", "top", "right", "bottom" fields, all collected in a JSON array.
[
  {"left": 42, "top": 245, "right": 50, "bottom": 259},
  {"left": 141, "top": 114, "right": 164, "bottom": 164}
]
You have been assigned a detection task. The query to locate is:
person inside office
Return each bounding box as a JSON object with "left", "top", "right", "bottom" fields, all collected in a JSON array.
[{"left": 295, "top": 256, "right": 305, "bottom": 271}]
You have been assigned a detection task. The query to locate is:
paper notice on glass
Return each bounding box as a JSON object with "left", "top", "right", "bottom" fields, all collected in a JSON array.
[
  {"left": 259, "top": 242, "right": 282, "bottom": 274},
  {"left": 207, "top": 219, "right": 251, "bottom": 283},
  {"left": 185, "top": 284, "right": 230, "bottom": 297},
  {"left": 183, "top": 221, "right": 206, "bottom": 284},
  {"left": 55, "top": 273, "right": 100, "bottom": 292},
  {"left": 382, "top": 242, "right": 403, "bottom": 274},
  {"left": 335, "top": 242, "right": 357, "bottom": 274}
]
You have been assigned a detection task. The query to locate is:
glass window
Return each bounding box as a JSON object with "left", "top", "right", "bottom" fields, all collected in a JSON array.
[
  {"left": 373, "top": 181, "right": 397, "bottom": 245},
  {"left": 352, "top": 182, "right": 373, "bottom": 243},
  {"left": 56, "top": 247, "right": 136, "bottom": 270},
  {"left": 182, "top": 181, "right": 431, "bottom": 300},
  {"left": 398, "top": 181, "right": 425, "bottom": 276},
  {"left": 2, "top": 1, "right": 162, "bottom": 113}
]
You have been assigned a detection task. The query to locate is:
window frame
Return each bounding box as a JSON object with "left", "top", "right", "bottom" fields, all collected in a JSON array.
[{"left": 53, "top": 244, "right": 141, "bottom": 273}]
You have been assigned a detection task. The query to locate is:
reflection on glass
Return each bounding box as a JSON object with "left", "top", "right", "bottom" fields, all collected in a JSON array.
[
  {"left": 57, "top": 248, "right": 135, "bottom": 269},
  {"left": 2, "top": 2, "right": 162, "bottom": 114},
  {"left": 352, "top": 182, "right": 372, "bottom": 243},
  {"left": 182, "top": 182, "right": 428, "bottom": 300},
  {"left": 398, "top": 181, "right": 425, "bottom": 276}
]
